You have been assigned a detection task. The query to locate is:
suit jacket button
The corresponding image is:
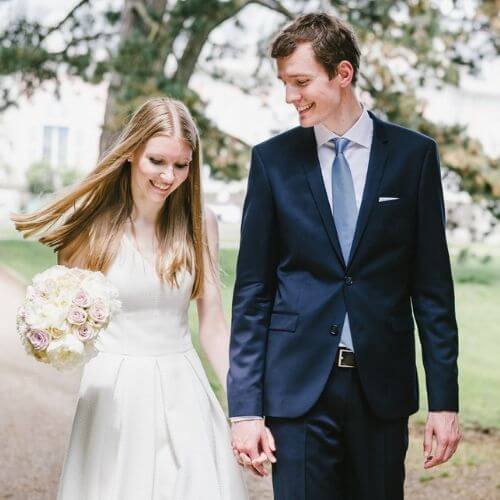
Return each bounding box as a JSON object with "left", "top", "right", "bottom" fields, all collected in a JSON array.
[
  {"left": 330, "top": 324, "right": 339, "bottom": 335},
  {"left": 345, "top": 276, "right": 353, "bottom": 286}
]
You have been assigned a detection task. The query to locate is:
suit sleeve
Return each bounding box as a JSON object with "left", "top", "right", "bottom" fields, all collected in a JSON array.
[
  {"left": 227, "top": 147, "right": 278, "bottom": 418},
  {"left": 411, "top": 140, "right": 459, "bottom": 412}
]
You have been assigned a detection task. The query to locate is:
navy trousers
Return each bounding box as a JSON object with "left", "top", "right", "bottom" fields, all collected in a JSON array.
[{"left": 267, "top": 363, "right": 409, "bottom": 500}]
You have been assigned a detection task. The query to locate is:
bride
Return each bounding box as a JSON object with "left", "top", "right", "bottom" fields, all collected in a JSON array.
[{"left": 13, "top": 97, "right": 249, "bottom": 499}]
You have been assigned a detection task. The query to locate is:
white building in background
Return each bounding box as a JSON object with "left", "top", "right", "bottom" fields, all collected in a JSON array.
[
  {"left": 0, "top": 75, "right": 106, "bottom": 218},
  {"left": 0, "top": 79, "right": 106, "bottom": 187}
]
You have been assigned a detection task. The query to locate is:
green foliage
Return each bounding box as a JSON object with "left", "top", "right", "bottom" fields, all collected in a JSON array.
[
  {"left": 453, "top": 249, "right": 500, "bottom": 285},
  {"left": 0, "top": 240, "right": 56, "bottom": 282},
  {"left": 25, "top": 161, "right": 55, "bottom": 194},
  {"left": 25, "top": 162, "right": 82, "bottom": 193},
  {"left": 340, "top": 1, "right": 499, "bottom": 206},
  {"left": 0, "top": 0, "right": 498, "bottom": 203},
  {"left": 0, "top": 1, "right": 107, "bottom": 109},
  {"left": 60, "top": 166, "right": 83, "bottom": 187}
]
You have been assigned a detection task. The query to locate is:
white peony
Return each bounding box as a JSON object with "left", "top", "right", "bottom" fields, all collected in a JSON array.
[
  {"left": 42, "top": 303, "right": 68, "bottom": 329},
  {"left": 46, "top": 335, "right": 86, "bottom": 371}
]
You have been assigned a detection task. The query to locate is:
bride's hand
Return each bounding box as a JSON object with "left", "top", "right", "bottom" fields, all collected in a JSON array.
[{"left": 231, "top": 421, "right": 276, "bottom": 477}]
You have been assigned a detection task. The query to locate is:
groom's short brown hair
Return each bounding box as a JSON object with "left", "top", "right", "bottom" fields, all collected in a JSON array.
[{"left": 271, "top": 13, "right": 361, "bottom": 85}]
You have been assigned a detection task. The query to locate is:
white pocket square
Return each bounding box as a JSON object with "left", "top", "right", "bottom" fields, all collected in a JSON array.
[{"left": 378, "top": 197, "right": 400, "bottom": 202}]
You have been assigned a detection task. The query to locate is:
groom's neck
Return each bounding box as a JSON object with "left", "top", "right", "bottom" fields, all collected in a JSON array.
[{"left": 321, "top": 90, "right": 363, "bottom": 136}]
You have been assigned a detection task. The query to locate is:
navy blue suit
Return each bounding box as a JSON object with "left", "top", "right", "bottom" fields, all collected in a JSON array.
[{"left": 228, "top": 112, "right": 459, "bottom": 499}]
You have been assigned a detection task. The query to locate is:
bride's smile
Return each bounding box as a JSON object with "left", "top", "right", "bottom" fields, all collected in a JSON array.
[{"left": 130, "top": 134, "right": 192, "bottom": 204}]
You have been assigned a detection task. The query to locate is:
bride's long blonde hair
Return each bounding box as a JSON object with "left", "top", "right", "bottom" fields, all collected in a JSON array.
[{"left": 12, "top": 97, "right": 206, "bottom": 298}]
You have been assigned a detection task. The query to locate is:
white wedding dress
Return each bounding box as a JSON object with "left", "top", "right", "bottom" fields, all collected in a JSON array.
[{"left": 57, "top": 235, "right": 248, "bottom": 500}]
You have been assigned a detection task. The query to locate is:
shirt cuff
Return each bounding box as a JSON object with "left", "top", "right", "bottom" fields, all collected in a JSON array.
[{"left": 230, "top": 416, "right": 264, "bottom": 423}]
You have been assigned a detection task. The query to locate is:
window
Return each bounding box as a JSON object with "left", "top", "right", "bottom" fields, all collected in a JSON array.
[{"left": 42, "top": 126, "right": 69, "bottom": 167}]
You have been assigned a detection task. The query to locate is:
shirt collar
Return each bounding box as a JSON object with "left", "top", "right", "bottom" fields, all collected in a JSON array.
[{"left": 314, "top": 107, "right": 372, "bottom": 149}]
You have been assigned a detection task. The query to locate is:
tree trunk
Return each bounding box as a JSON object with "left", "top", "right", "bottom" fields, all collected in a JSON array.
[
  {"left": 99, "top": 0, "right": 134, "bottom": 155},
  {"left": 99, "top": 0, "right": 168, "bottom": 155},
  {"left": 97, "top": 0, "right": 278, "bottom": 172},
  {"left": 99, "top": 0, "right": 256, "bottom": 154}
]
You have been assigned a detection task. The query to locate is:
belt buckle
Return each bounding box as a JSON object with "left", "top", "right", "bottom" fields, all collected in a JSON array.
[{"left": 338, "top": 348, "right": 354, "bottom": 368}]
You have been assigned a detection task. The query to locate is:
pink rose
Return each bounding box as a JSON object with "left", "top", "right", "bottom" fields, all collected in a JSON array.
[
  {"left": 75, "top": 323, "right": 96, "bottom": 342},
  {"left": 89, "top": 299, "right": 108, "bottom": 324},
  {"left": 72, "top": 289, "right": 91, "bottom": 308},
  {"left": 28, "top": 329, "right": 50, "bottom": 350},
  {"left": 67, "top": 306, "right": 87, "bottom": 325}
]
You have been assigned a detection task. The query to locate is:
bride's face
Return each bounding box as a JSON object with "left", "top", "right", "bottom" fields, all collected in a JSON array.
[{"left": 130, "top": 134, "right": 192, "bottom": 205}]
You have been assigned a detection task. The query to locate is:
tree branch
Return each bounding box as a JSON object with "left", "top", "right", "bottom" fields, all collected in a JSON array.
[
  {"left": 43, "top": 0, "right": 91, "bottom": 40},
  {"left": 130, "top": 1, "right": 161, "bottom": 41},
  {"left": 171, "top": 0, "right": 252, "bottom": 86},
  {"left": 172, "top": 22, "right": 212, "bottom": 86},
  {"left": 171, "top": 0, "right": 294, "bottom": 94},
  {"left": 250, "top": 0, "right": 294, "bottom": 19},
  {"left": 0, "top": 89, "right": 18, "bottom": 113},
  {"left": 50, "top": 31, "right": 117, "bottom": 57}
]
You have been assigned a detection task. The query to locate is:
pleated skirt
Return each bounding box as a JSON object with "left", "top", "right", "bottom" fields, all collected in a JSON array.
[{"left": 57, "top": 348, "right": 248, "bottom": 500}]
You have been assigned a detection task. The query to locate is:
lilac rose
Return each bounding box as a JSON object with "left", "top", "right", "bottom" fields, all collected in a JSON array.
[
  {"left": 89, "top": 299, "right": 109, "bottom": 324},
  {"left": 72, "top": 289, "right": 91, "bottom": 308},
  {"left": 75, "top": 323, "right": 96, "bottom": 342},
  {"left": 67, "top": 306, "right": 87, "bottom": 326},
  {"left": 28, "top": 329, "right": 50, "bottom": 350}
]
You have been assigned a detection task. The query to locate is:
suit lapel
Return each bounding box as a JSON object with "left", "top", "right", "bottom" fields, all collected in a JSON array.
[
  {"left": 299, "top": 127, "right": 345, "bottom": 267},
  {"left": 348, "top": 113, "right": 389, "bottom": 267}
]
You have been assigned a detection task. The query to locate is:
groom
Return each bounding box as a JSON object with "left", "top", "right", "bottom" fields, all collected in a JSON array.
[{"left": 228, "top": 13, "right": 461, "bottom": 499}]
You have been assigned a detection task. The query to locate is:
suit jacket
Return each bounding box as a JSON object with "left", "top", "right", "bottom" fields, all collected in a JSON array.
[{"left": 228, "top": 111, "right": 459, "bottom": 420}]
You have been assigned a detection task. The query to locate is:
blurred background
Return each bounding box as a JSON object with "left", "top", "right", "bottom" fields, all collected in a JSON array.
[{"left": 0, "top": 0, "right": 498, "bottom": 499}]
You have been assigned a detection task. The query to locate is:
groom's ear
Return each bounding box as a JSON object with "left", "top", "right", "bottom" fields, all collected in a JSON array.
[{"left": 335, "top": 60, "right": 355, "bottom": 87}]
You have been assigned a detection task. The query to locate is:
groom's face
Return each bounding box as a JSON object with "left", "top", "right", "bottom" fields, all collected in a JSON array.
[{"left": 277, "top": 42, "right": 343, "bottom": 128}]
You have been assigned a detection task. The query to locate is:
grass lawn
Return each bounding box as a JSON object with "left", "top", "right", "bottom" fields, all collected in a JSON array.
[
  {"left": 1, "top": 239, "right": 499, "bottom": 428},
  {"left": 0, "top": 240, "right": 57, "bottom": 282}
]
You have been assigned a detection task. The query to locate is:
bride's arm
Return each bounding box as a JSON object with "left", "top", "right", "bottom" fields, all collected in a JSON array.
[{"left": 196, "top": 207, "right": 230, "bottom": 393}]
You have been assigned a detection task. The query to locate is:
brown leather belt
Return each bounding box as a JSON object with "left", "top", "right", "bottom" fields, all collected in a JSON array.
[{"left": 336, "top": 348, "right": 356, "bottom": 368}]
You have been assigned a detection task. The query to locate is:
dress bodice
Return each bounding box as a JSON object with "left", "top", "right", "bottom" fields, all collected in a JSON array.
[{"left": 96, "top": 235, "right": 195, "bottom": 356}]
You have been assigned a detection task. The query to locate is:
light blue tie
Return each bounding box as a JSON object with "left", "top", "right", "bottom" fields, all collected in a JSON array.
[{"left": 331, "top": 138, "right": 357, "bottom": 351}]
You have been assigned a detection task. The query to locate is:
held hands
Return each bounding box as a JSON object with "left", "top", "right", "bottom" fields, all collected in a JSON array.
[
  {"left": 423, "top": 411, "right": 461, "bottom": 469},
  {"left": 231, "top": 412, "right": 461, "bottom": 473},
  {"left": 231, "top": 420, "right": 276, "bottom": 477}
]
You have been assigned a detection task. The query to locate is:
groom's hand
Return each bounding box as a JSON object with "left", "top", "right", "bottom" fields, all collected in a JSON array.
[
  {"left": 231, "top": 420, "right": 276, "bottom": 477},
  {"left": 423, "top": 411, "right": 461, "bottom": 469}
]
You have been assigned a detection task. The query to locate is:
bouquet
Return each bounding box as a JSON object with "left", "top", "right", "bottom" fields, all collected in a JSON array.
[{"left": 16, "top": 265, "right": 121, "bottom": 370}]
